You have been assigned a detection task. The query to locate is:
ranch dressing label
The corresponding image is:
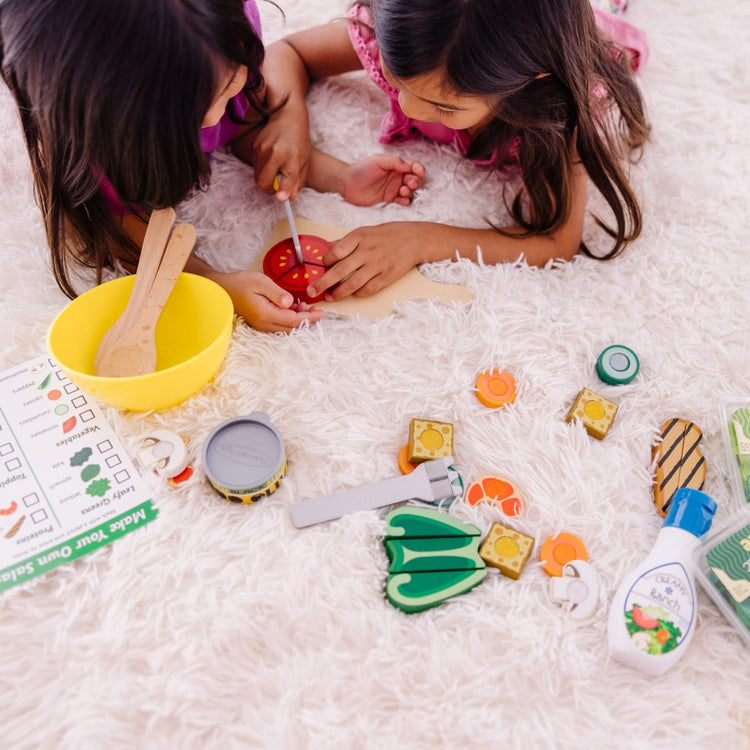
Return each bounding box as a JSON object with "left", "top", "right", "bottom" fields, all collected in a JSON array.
[{"left": 621, "top": 562, "right": 694, "bottom": 655}]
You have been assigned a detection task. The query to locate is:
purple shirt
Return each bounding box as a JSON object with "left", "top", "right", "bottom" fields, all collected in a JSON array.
[{"left": 100, "top": 0, "right": 262, "bottom": 215}]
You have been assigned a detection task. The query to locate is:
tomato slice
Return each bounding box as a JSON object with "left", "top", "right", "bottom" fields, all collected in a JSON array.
[{"left": 263, "top": 235, "right": 329, "bottom": 303}]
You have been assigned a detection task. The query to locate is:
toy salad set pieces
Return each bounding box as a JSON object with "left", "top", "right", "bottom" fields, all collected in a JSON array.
[
  {"left": 690, "top": 399, "right": 750, "bottom": 649},
  {"left": 608, "top": 487, "right": 717, "bottom": 675},
  {"left": 724, "top": 401, "right": 750, "bottom": 503},
  {"left": 202, "top": 413, "right": 287, "bottom": 504},
  {"left": 652, "top": 418, "right": 707, "bottom": 517},
  {"left": 290, "top": 457, "right": 463, "bottom": 528},
  {"left": 694, "top": 510, "right": 750, "bottom": 648},
  {"left": 95, "top": 211, "right": 197, "bottom": 378},
  {"left": 383, "top": 507, "right": 486, "bottom": 613},
  {"left": 541, "top": 532, "right": 599, "bottom": 622}
]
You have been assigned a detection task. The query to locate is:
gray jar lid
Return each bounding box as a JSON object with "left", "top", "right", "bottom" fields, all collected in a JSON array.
[{"left": 202, "top": 412, "right": 285, "bottom": 491}]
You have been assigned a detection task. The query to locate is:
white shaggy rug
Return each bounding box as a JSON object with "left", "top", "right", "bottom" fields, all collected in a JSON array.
[{"left": 1, "top": 1, "right": 750, "bottom": 748}]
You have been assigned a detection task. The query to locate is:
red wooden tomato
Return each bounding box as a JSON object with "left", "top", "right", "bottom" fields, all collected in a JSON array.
[{"left": 263, "top": 235, "right": 330, "bottom": 304}]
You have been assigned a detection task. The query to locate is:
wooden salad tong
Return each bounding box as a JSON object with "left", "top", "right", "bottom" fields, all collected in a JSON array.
[{"left": 94, "top": 208, "right": 196, "bottom": 377}]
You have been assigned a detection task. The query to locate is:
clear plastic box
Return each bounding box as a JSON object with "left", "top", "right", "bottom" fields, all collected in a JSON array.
[
  {"left": 694, "top": 508, "right": 750, "bottom": 649},
  {"left": 692, "top": 399, "right": 750, "bottom": 649},
  {"left": 721, "top": 399, "right": 750, "bottom": 504}
]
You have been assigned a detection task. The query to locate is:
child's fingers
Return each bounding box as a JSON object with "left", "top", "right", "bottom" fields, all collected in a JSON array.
[
  {"left": 306, "top": 237, "right": 360, "bottom": 297},
  {"left": 254, "top": 274, "right": 295, "bottom": 309},
  {"left": 254, "top": 308, "right": 326, "bottom": 333},
  {"left": 274, "top": 171, "right": 302, "bottom": 201},
  {"left": 410, "top": 160, "right": 426, "bottom": 177},
  {"left": 404, "top": 174, "right": 422, "bottom": 190}
]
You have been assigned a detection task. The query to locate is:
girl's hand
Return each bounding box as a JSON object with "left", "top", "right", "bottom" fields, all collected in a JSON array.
[
  {"left": 215, "top": 269, "right": 326, "bottom": 332},
  {"left": 248, "top": 104, "right": 311, "bottom": 200},
  {"left": 306, "top": 222, "right": 429, "bottom": 301},
  {"left": 341, "top": 156, "right": 425, "bottom": 207}
]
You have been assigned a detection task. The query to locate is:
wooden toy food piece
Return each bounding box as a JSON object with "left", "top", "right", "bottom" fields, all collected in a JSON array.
[
  {"left": 407, "top": 418, "right": 454, "bottom": 463},
  {"left": 262, "top": 234, "right": 330, "bottom": 304},
  {"left": 596, "top": 345, "right": 640, "bottom": 385},
  {"left": 479, "top": 522, "right": 535, "bottom": 579},
  {"left": 167, "top": 465, "right": 195, "bottom": 489},
  {"left": 540, "top": 532, "right": 588, "bottom": 576},
  {"left": 475, "top": 369, "right": 517, "bottom": 408},
  {"left": 549, "top": 560, "right": 600, "bottom": 621},
  {"left": 398, "top": 444, "right": 417, "bottom": 475},
  {"left": 254, "top": 218, "right": 473, "bottom": 321},
  {"left": 136, "top": 429, "right": 189, "bottom": 479},
  {"left": 465, "top": 475, "right": 524, "bottom": 517},
  {"left": 566, "top": 387, "right": 618, "bottom": 440},
  {"left": 383, "top": 507, "right": 486, "bottom": 613},
  {"left": 202, "top": 413, "right": 287, "bottom": 505},
  {"left": 653, "top": 418, "right": 707, "bottom": 517}
]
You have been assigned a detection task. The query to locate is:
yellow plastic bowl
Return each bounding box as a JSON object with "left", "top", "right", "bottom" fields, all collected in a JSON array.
[{"left": 47, "top": 273, "right": 234, "bottom": 411}]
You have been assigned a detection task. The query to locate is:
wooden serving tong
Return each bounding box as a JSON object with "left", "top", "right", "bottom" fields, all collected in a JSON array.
[{"left": 94, "top": 208, "right": 196, "bottom": 377}]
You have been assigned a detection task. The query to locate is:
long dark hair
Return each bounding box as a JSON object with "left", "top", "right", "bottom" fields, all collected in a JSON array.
[
  {"left": 0, "top": 0, "right": 267, "bottom": 297},
  {"left": 368, "top": 0, "right": 650, "bottom": 259}
]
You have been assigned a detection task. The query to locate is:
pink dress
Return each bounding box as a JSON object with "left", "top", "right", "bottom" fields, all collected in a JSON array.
[
  {"left": 347, "top": 4, "right": 648, "bottom": 165},
  {"left": 100, "top": 0, "right": 262, "bottom": 216}
]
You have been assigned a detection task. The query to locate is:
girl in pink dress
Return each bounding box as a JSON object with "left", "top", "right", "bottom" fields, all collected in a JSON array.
[{"left": 261, "top": 0, "right": 650, "bottom": 302}]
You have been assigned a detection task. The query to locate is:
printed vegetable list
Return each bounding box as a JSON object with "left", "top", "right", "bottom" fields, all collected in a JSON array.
[{"left": 0, "top": 357, "right": 158, "bottom": 591}]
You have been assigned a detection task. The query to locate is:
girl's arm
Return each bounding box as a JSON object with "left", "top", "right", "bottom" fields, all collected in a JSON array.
[
  {"left": 238, "top": 20, "right": 363, "bottom": 197},
  {"left": 306, "top": 163, "right": 588, "bottom": 301}
]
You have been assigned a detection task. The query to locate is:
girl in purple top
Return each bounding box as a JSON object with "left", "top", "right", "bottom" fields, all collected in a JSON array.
[
  {"left": 262, "top": 0, "right": 650, "bottom": 302},
  {"left": 0, "top": 0, "right": 422, "bottom": 332}
]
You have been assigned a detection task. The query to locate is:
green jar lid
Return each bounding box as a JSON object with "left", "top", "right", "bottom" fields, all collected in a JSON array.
[{"left": 596, "top": 345, "right": 640, "bottom": 385}]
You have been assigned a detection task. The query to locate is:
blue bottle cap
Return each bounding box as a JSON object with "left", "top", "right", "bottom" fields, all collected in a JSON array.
[{"left": 663, "top": 487, "right": 717, "bottom": 537}]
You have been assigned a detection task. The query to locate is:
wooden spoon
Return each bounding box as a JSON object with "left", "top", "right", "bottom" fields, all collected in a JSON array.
[
  {"left": 95, "top": 221, "right": 196, "bottom": 377},
  {"left": 95, "top": 207, "right": 176, "bottom": 375}
]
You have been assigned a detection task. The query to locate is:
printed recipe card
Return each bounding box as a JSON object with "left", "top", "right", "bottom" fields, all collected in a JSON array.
[{"left": 0, "top": 357, "right": 158, "bottom": 591}]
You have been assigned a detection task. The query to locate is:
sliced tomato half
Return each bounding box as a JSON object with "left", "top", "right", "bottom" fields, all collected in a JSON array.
[{"left": 263, "top": 235, "right": 329, "bottom": 303}]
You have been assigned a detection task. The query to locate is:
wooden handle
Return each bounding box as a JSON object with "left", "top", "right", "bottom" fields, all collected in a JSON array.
[
  {"left": 139, "top": 223, "right": 197, "bottom": 328},
  {"left": 118, "top": 208, "right": 177, "bottom": 320},
  {"left": 94, "top": 208, "right": 176, "bottom": 374}
]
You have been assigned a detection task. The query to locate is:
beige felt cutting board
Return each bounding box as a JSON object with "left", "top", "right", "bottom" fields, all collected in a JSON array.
[{"left": 253, "top": 218, "right": 473, "bottom": 321}]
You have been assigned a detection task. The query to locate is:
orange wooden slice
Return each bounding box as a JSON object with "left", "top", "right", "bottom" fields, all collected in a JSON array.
[
  {"left": 475, "top": 370, "right": 517, "bottom": 409},
  {"left": 540, "top": 532, "right": 588, "bottom": 576},
  {"left": 398, "top": 444, "right": 417, "bottom": 475},
  {"left": 465, "top": 475, "right": 524, "bottom": 516}
]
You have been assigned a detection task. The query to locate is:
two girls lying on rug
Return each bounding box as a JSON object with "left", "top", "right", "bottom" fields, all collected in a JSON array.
[{"left": 0, "top": 0, "right": 649, "bottom": 332}]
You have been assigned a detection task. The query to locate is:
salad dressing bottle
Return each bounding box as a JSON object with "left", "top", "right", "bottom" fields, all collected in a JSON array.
[{"left": 607, "top": 487, "right": 717, "bottom": 675}]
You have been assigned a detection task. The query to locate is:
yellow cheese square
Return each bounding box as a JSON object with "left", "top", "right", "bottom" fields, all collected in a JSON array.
[
  {"left": 566, "top": 387, "right": 618, "bottom": 440},
  {"left": 407, "top": 418, "right": 454, "bottom": 463},
  {"left": 479, "top": 522, "right": 535, "bottom": 580}
]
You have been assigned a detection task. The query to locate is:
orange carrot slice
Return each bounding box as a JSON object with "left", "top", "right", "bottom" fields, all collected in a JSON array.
[
  {"left": 398, "top": 444, "right": 417, "bottom": 475},
  {"left": 540, "top": 532, "right": 588, "bottom": 576},
  {"left": 475, "top": 369, "right": 517, "bottom": 409}
]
